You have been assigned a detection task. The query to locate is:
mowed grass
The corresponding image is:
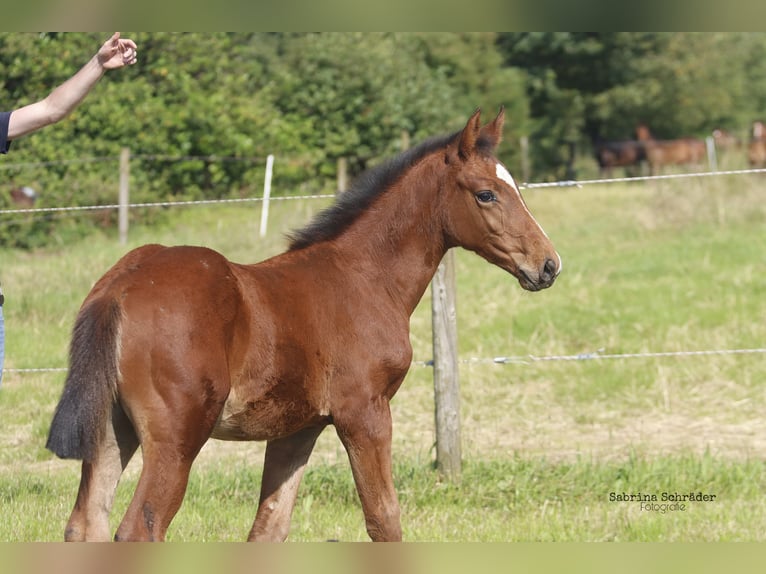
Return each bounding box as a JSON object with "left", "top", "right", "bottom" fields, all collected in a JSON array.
[
  {"left": 1, "top": 171, "right": 765, "bottom": 541},
  {"left": 3, "top": 454, "right": 766, "bottom": 542}
]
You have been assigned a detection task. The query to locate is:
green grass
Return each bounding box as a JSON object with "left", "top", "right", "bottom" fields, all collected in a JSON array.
[
  {"left": 1, "top": 173, "right": 766, "bottom": 541},
  {"left": 3, "top": 454, "right": 765, "bottom": 541}
]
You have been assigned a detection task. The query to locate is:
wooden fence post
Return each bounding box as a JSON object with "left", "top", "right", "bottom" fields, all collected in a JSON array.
[
  {"left": 118, "top": 147, "right": 130, "bottom": 245},
  {"left": 431, "top": 249, "right": 461, "bottom": 480},
  {"left": 337, "top": 157, "right": 348, "bottom": 195},
  {"left": 400, "top": 130, "right": 410, "bottom": 152},
  {"left": 259, "top": 154, "right": 274, "bottom": 238},
  {"left": 706, "top": 136, "right": 718, "bottom": 172},
  {"left": 520, "top": 135, "right": 530, "bottom": 183}
]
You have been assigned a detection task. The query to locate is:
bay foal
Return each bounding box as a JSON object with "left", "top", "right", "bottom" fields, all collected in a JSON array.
[{"left": 47, "top": 108, "right": 561, "bottom": 541}]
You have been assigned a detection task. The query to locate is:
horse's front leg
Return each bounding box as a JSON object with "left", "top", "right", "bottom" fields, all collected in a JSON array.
[
  {"left": 248, "top": 425, "right": 325, "bottom": 541},
  {"left": 334, "top": 397, "right": 401, "bottom": 542}
]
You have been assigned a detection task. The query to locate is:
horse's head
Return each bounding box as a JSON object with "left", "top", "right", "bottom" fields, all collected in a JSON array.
[
  {"left": 635, "top": 124, "right": 652, "bottom": 142},
  {"left": 441, "top": 108, "right": 561, "bottom": 292}
]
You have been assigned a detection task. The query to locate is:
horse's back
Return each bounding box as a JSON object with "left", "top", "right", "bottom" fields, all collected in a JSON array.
[
  {"left": 89, "top": 244, "right": 239, "bottom": 303},
  {"left": 645, "top": 138, "right": 705, "bottom": 166},
  {"left": 84, "top": 244, "right": 167, "bottom": 303},
  {"left": 103, "top": 244, "right": 244, "bottom": 346}
]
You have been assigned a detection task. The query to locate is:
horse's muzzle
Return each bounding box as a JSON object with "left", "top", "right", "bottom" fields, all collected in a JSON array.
[{"left": 518, "top": 257, "right": 560, "bottom": 292}]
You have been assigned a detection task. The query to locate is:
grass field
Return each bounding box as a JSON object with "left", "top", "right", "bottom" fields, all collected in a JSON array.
[{"left": 1, "top": 171, "right": 765, "bottom": 541}]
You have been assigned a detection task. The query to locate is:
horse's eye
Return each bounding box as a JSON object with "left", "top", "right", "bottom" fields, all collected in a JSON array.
[{"left": 476, "top": 190, "right": 496, "bottom": 203}]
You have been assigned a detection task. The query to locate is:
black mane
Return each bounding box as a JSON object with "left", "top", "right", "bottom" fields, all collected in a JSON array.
[{"left": 287, "top": 131, "right": 461, "bottom": 251}]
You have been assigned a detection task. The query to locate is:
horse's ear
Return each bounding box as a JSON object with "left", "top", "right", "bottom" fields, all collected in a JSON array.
[
  {"left": 480, "top": 106, "right": 505, "bottom": 150},
  {"left": 458, "top": 108, "right": 483, "bottom": 159}
]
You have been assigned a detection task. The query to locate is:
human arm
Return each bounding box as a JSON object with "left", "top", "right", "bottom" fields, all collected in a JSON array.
[{"left": 6, "top": 33, "right": 138, "bottom": 140}]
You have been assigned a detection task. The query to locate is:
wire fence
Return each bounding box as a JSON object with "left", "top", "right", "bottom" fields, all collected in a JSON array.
[
  {"left": 521, "top": 166, "right": 766, "bottom": 189},
  {"left": 415, "top": 347, "right": 766, "bottom": 367},
  {"left": 3, "top": 160, "right": 766, "bottom": 218},
  {"left": 2, "top": 161, "right": 765, "bottom": 377},
  {"left": 6, "top": 347, "right": 766, "bottom": 375},
  {"left": 0, "top": 153, "right": 266, "bottom": 171},
  {"left": 0, "top": 193, "right": 336, "bottom": 216}
]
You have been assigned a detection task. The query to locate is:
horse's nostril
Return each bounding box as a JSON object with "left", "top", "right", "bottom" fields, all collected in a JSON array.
[{"left": 542, "top": 258, "right": 557, "bottom": 281}]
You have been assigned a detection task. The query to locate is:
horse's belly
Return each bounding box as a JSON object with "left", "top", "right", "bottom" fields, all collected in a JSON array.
[
  {"left": 210, "top": 390, "right": 325, "bottom": 441},
  {"left": 210, "top": 411, "right": 267, "bottom": 441}
]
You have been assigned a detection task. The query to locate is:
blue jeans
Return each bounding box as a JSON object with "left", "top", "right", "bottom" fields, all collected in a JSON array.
[{"left": 0, "top": 305, "right": 4, "bottom": 387}]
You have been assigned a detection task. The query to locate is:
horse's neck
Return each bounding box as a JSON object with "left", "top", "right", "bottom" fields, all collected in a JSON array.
[{"left": 332, "top": 171, "right": 447, "bottom": 315}]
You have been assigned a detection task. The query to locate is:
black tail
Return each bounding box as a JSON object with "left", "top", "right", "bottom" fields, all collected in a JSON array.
[{"left": 46, "top": 297, "right": 123, "bottom": 461}]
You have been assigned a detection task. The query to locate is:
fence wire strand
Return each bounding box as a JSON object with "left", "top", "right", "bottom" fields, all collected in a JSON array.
[
  {"left": 6, "top": 347, "right": 766, "bottom": 375},
  {"left": 0, "top": 194, "right": 336, "bottom": 216},
  {"left": 519, "top": 166, "right": 766, "bottom": 189},
  {"left": 3, "top": 164, "right": 766, "bottom": 217}
]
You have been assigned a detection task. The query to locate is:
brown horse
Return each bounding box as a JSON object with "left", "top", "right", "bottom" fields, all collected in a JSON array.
[
  {"left": 748, "top": 120, "right": 766, "bottom": 168},
  {"left": 592, "top": 137, "right": 646, "bottom": 178},
  {"left": 9, "top": 186, "right": 38, "bottom": 207},
  {"left": 636, "top": 124, "right": 707, "bottom": 175},
  {"left": 46, "top": 108, "right": 561, "bottom": 542},
  {"left": 711, "top": 128, "right": 740, "bottom": 151}
]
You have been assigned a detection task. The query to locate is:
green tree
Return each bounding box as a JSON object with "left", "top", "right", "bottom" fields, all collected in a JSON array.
[
  {"left": 416, "top": 33, "right": 530, "bottom": 175},
  {"left": 264, "top": 33, "right": 459, "bottom": 183},
  {"left": 497, "top": 33, "right": 666, "bottom": 177},
  {"left": 1, "top": 32, "right": 529, "bottom": 247},
  {"left": 496, "top": 32, "right": 766, "bottom": 176}
]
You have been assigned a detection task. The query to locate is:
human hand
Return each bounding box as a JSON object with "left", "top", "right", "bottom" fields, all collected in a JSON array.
[{"left": 97, "top": 32, "right": 138, "bottom": 70}]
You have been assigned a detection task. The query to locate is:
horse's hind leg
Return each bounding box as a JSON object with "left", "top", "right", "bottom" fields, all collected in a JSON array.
[
  {"left": 65, "top": 404, "right": 138, "bottom": 541},
  {"left": 113, "top": 381, "right": 227, "bottom": 541},
  {"left": 114, "top": 442, "right": 198, "bottom": 541},
  {"left": 248, "top": 425, "right": 325, "bottom": 541}
]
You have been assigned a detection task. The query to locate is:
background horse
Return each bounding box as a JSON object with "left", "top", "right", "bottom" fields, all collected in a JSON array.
[
  {"left": 591, "top": 137, "right": 646, "bottom": 178},
  {"left": 9, "top": 186, "right": 38, "bottom": 207},
  {"left": 711, "top": 128, "right": 740, "bottom": 151},
  {"left": 636, "top": 124, "right": 707, "bottom": 175},
  {"left": 748, "top": 120, "right": 766, "bottom": 168},
  {"left": 45, "top": 108, "right": 561, "bottom": 542}
]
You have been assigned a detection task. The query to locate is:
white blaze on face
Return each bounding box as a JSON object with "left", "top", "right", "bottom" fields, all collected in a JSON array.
[
  {"left": 495, "top": 162, "right": 563, "bottom": 274},
  {"left": 495, "top": 163, "right": 519, "bottom": 193}
]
